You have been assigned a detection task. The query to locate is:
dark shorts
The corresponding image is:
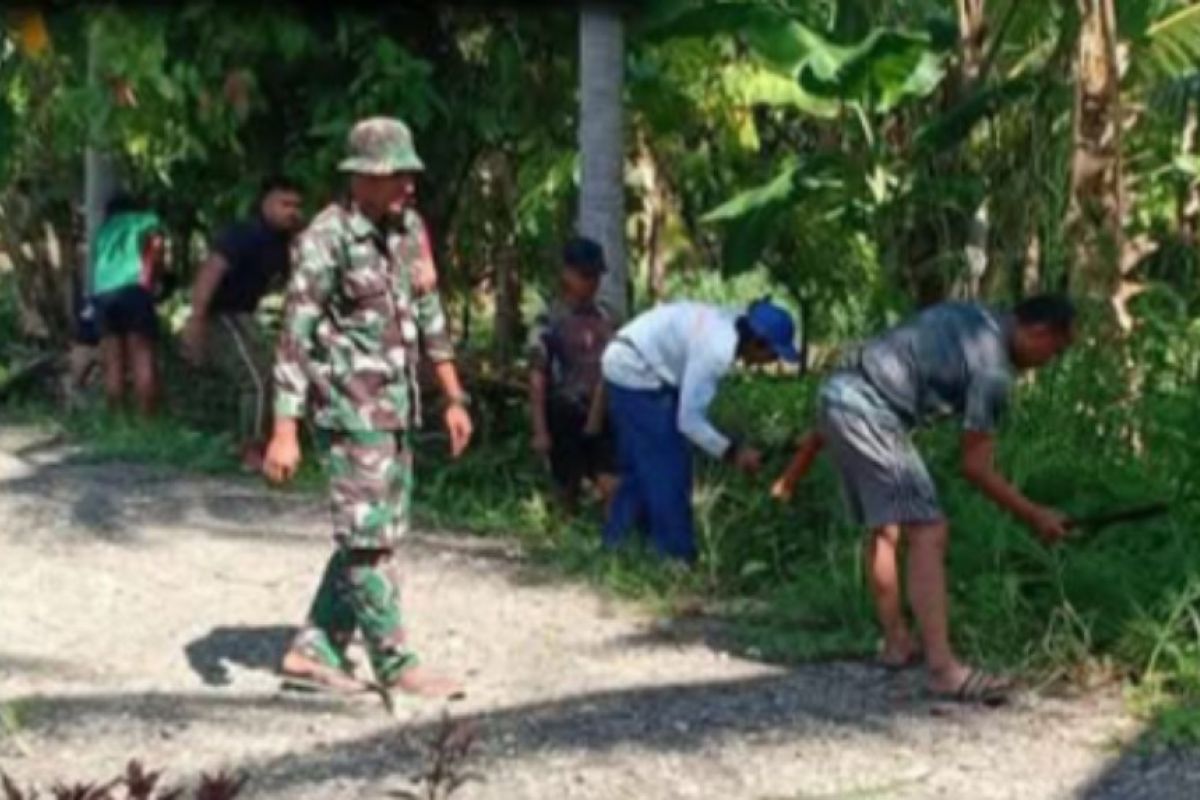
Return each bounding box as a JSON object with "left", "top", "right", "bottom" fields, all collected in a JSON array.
[
  {"left": 547, "top": 396, "right": 616, "bottom": 491},
  {"left": 93, "top": 285, "right": 159, "bottom": 340},
  {"left": 816, "top": 371, "right": 943, "bottom": 529},
  {"left": 74, "top": 298, "right": 101, "bottom": 346}
]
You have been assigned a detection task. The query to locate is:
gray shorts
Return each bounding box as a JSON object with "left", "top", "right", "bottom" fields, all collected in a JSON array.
[{"left": 816, "top": 371, "right": 943, "bottom": 529}]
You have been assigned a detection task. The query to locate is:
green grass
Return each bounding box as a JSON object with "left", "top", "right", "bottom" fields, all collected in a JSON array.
[{"left": 0, "top": 698, "right": 33, "bottom": 757}]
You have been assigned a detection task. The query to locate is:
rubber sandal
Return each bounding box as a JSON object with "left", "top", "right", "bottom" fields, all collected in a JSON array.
[
  {"left": 280, "top": 674, "right": 372, "bottom": 696},
  {"left": 930, "top": 669, "right": 1012, "bottom": 707},
  {"left": 877, "top": 648, "right": 923, "bottom": 672},
  {"left": 279, "top": 649, "right": 368, "bottom": 696}
]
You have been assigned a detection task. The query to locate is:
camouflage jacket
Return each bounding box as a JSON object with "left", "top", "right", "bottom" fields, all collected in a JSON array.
[{"left": 273, "top": 201, "right": 453, "bottom": 431}]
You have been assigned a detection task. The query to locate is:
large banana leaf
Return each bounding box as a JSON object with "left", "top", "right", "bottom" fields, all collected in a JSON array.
[
  {"left": 799, "top": 27, "right": 947, "bottom": 111},
  {"left": 702, "top": 162, "right": 800, "bottom": 271},
  {"left": 1132, "top": 3, "right": 1200, "bottom": 88},
  {"left": 914, "top": 76, "right": 1039, "bottom": 154},
  {"left": 703, "top": 162, "right": 800, "bottom": 224},
  {"left": 0, "top": 97, "right": 13, "bottom": 181},
  {"left": 721, "top": 64, "right": 840, "bottom": 118},
  {"left": 642, "top": 2, "right": 810, "bottom": 71},
  {"left": 701, "top": 156, "right": 850, "bottom": 270},
  {"left": 646, "top": 1, "right": 949, "bottom": 112}
]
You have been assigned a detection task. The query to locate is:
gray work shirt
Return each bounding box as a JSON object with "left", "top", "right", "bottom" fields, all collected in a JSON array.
[{"left": 856, "top": 302, "right": 1015, "bottom": 433}]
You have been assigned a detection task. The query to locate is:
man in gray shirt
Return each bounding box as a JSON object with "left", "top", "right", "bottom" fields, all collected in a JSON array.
[{"left": 812, "top": 295, "right": 1075, "bottom": 704}]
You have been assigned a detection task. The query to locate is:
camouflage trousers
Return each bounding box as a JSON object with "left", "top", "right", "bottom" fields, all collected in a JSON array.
[{"left": 291, "top": 429, "right": 418, "bottom": 684}]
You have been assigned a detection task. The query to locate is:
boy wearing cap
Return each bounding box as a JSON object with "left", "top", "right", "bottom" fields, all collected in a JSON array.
[
  {"left": 263, "top": 117, "right": 472, "bottom": 699},
  {"left": 600, "top": 298, "right": 800, "bottom": 562},
  {"left": 527, "top": 236, "right": 618, "bottom": 513}
]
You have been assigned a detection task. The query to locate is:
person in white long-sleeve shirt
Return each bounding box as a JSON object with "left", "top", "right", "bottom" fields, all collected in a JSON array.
[{"left": 600, "top": 298, "right": 800, "bottom": 561}]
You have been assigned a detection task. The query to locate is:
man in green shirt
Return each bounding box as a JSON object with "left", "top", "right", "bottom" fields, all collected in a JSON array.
[{"left": 89, "top": 194, "right": 167, "bottom": 416}]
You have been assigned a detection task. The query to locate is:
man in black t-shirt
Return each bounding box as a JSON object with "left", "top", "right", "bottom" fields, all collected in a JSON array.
[{"left": 182, "top": 175, "right": 304, "bottom": 469}]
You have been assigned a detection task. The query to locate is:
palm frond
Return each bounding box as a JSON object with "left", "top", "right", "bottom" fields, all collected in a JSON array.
[{"left": 1134, "top": 4, "right": 1200, "bottom": 88}]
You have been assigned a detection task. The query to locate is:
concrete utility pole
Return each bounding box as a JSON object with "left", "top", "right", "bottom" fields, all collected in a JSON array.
[
  {"left": 578, "top": 1, "right": 628, "bottom": 321},
  {"left": 84, "top": 17, "right": 118, "bottom": 280}
]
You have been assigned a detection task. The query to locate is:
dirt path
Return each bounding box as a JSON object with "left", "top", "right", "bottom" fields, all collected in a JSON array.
[{"left": 0, "top": 425, "right": 1195, "bottom": 799}]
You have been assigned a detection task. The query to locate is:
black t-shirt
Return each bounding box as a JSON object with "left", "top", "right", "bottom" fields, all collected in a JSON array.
[{"left": 208, "top": 217, "right": 292, "bottom": 314}]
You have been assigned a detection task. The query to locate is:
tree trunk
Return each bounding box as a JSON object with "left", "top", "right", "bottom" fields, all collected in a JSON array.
[
  {"left": 902, "top": 0, "right": 988, "bottom": 307},
  {"left": 1066, "top": 0, "right": 1127, "bottom": 323},
  {"left": 1179, "top": 100, "right": 1200, "bottom": 246},
  {"left": 954, "top": 0, "right": 987, "bottom": 101},
  {"left": 579, "top": 1, "right": 627, "bottom": 321},
  {"left": 953, "top": 200, "right": 989, "bottom": 299},
  {"left": 85, "top": 18, "right": 119, "bottom": 275},
  {"left": 958, "top": 0, "right": 988, "bottom": 297},
  {"left": 1022, "top": 229, "right": 1041, "bottom": 296},
  {"left": 483, "top": 151, "right": 522, "bottom": 368},
  {"left": 634, "top": 128, "right": 667, "bottom": 303},
  {"left": 492, "top": 243, "right": 521, "bottom": 367}
]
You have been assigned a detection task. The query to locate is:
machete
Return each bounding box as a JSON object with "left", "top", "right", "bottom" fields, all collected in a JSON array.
[{"left": 1066, "top": 501, "right": 1170, "bottom": 534}]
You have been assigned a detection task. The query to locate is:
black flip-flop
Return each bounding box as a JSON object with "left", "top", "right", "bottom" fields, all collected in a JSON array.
[{"left": 930, "top": 669, "right": 1012, "bottom": 707}]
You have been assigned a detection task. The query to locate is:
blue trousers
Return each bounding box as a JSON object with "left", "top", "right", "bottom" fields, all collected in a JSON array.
[{"left": 602, "top": 382, "right": 696, "bottom": 562}]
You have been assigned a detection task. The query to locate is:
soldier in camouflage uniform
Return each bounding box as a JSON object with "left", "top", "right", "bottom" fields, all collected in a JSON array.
[{"left": 263, "top": 117, "right": 472, "bottom": 699}]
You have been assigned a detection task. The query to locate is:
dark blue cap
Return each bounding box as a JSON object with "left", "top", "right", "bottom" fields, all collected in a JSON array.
[
  {"left": 562, "top": 236, "right": 606, "bottom": 277},
  {"left": 745, "top": 297, "right": 799, "bottom": 363}
]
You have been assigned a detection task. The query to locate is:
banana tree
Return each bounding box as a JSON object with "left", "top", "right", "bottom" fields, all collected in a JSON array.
[
  {"left": 1068, "top": 0, "right": 1200, "bottom": 329},
  {"left": 641, "top": 0, "right": 961, "bottom": 310}
]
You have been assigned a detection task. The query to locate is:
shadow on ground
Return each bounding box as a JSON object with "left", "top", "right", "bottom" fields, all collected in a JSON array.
[
  {"left": 7, "top": 676, "right": 1200, "bottom": 799},
  {"left": 0, "top": 449, "right": 322, "bottom": 546},
  {"left": 2, "top": 667, "right": 914, "bottom": 791},
  {"left": 5, "top": 669, "right": 1198, "bottom": 799},
  {"left": 1074, "top": 700, "right": 1200, "bottom": 800},
  {"left": 184, "top": 626, "right": 299, "bottom": 687},
  {"left": 0, "top": 651, "right": 97, "bottom": 682}
]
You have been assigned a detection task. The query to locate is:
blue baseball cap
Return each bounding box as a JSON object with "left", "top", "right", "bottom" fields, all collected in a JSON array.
[{"left": 745, "top": 297, "right": 799, "bottom": 363}]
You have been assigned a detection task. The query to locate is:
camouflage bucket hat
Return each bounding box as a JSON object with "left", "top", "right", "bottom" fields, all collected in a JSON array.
[{"left": 338, "top": 117, "right": 425, "bottom": 175}]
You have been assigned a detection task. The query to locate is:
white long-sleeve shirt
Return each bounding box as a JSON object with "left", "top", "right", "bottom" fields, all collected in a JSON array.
[{"left": 601, "top": 301, "right": 738, "bottom": 458}]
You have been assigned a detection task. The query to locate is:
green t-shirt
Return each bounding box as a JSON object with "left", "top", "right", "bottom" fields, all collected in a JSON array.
[{"left": 90, "top": 211, "right": 162, "bottom": 295}]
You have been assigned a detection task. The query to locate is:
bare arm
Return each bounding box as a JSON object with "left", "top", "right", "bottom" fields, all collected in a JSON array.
[
  {"left": 189, "top": 253, "right": 230, "bottom": 322},
  {"left": 433, "top": 359, "right": 472, "bottom": 458},
  {"left": 432, "top": 359, "right": 467, "bottom": 403},
  {"left": 529, "top": 368, "right": 551, "bottom": 442},
  {"left": 960, "top": 431, "right": 1066, "bottom": 541},
  {"left": 180, "top": 253, "right": 231, "bottom": 363},
  {"left": 772, "top": 430, "right": 824, "bottom": 500}
]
